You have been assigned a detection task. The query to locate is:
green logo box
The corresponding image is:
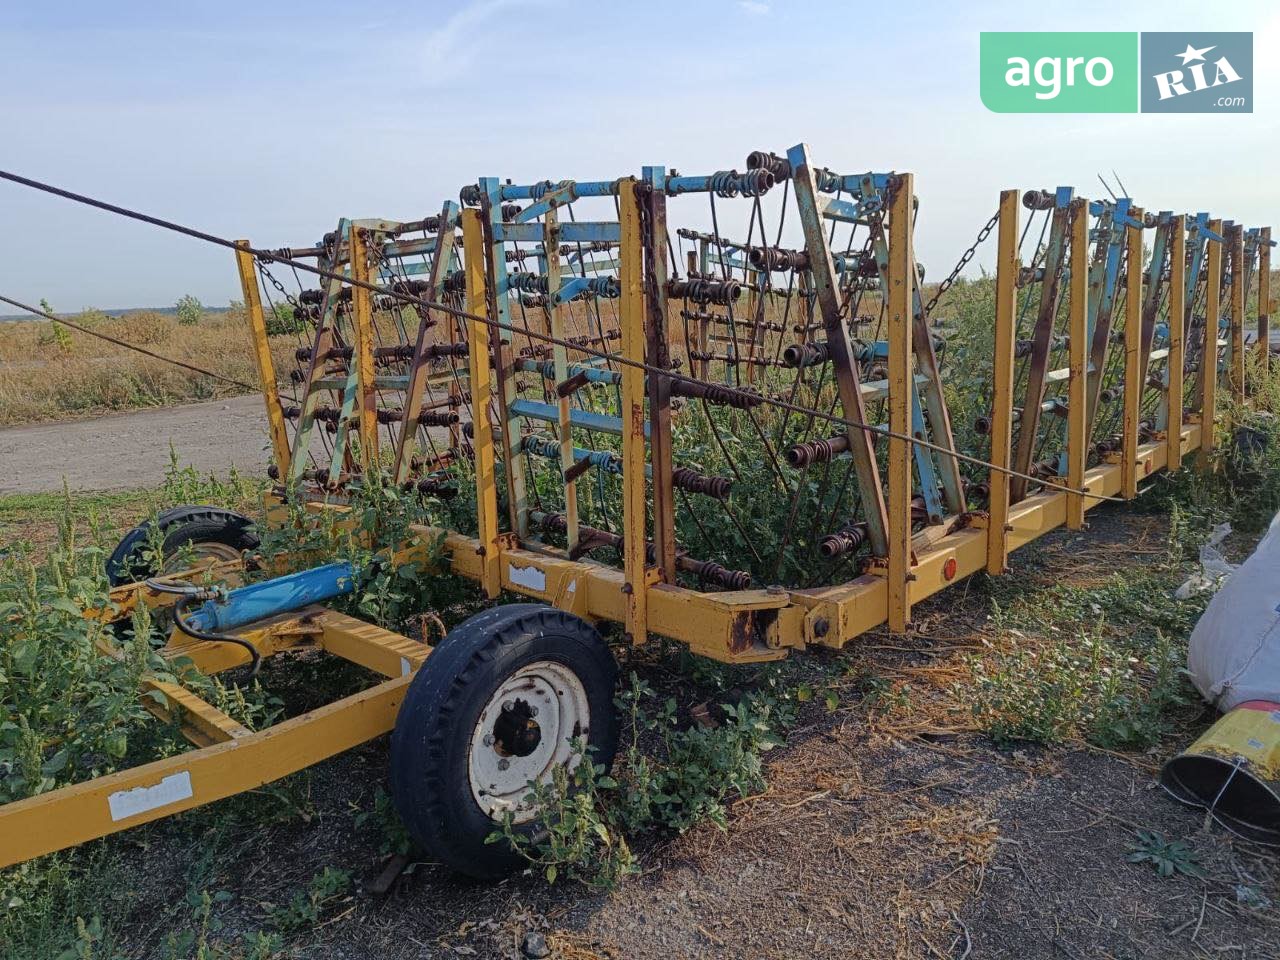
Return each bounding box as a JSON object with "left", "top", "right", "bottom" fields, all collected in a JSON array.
[{"left": 981, "top": 32, "right": 1139, "bottom": 113}]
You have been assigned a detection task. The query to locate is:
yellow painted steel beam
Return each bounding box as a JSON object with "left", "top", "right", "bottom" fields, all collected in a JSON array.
[
  {"left": 140, "top": 679, "right": 252, "bottom": 747},
  {"left": 86, "top": 557, "right": 246, "bottom": 625},
  {"left": 987, "top": 190, "right": 1019, "bottom": 573},
  {"left": 618, "top": 179, "right": 650, "bottom": 645},
  {"left": 160, "top": 610, "right": 322, "bottom": 674},
  {"left": 1230, "top": 225, "right": 1246, "bottom": 405},
  {"left": 235, "top": 241, "right": 291, "bottom": 476},
  {"left": 1167, "top": 216, "right": 1187, "bottom": 473},
  {"left": 886, "top": 174, "right": 914, "bottom": 631},
  {"left": 793, "top": 424, "right": 1201, "bottom": 648},
  {"left": 1066, "top": 199, "right": 1089, "bottom": 530},
  {"left": 0, "top": 675, "right": 411, "bottom": 868},
  {"left": 461, "top": 208, "right": 502, "bottom": 597},
  {"left": 411, "top": 525, "right": 793, "bottom": 663},
  {"left": 347, "top": 226, "right": 380, "bottom": 469},
  {"left": 316, "top": 609, "right": 429, "bottom": 677},
  {"left": 1201, "top": 219, "right": 1223, "bottom": 462},
  {"left": 1121, "top": 209, "right": 1144, "bottom": 499}
]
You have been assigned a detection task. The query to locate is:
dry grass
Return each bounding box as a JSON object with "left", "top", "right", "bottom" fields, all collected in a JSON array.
[{"left": 0, "top": 307, "right": 294, "bottom": 425}]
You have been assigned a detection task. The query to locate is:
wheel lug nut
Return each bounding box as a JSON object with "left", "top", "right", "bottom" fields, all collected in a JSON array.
[
  {"left": 483, "top": 734, "right": 495, "bottom": 746},
  {"left": 502, "top": 700, "right": 515, "bottom": 712},
  {"left": 529, "top": 706, "right": 538, "bottom": 717},
  {"left": 498, "top": 758, "right": 510, "bottom": 771}
]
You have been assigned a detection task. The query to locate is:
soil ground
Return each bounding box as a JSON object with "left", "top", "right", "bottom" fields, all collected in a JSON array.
[
  {"left": 0, "top": 394, "right": 271, "bottom": 494},
  {"left": 83, "top": 506, "right": 1280, "bottom": 960}
]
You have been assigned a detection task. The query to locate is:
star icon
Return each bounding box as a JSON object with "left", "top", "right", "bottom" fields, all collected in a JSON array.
[{"left": 1176, "top": 43, "right": 1215, "bottom": 65}]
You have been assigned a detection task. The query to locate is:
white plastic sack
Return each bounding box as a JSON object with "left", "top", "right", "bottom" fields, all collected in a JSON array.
[
  {"left": 1176, "top": 522, "right": 1238, "bottom": 598},
  {"left": 1187, "top": 510, "right": 1280, "bottom": 711}
]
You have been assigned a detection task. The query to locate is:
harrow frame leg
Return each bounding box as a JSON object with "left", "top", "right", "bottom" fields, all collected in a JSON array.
[
  {"left": 1166, "top": 216, "right": 1187, "bottom": 473},
  {"left": 1010, "top": 187, "right": 1074, "bottom": 503},
  {"left": 1200, "top": 219, "right": 1224, "bottom": 463},
  {"left": 987, "top": 189, "right": 1020, "bottom": 573},
  {"left": 348, "top": 225, "right": 380, "bottom": 471},
  {"left": 1121, "top": 209, "right": 1145, "bottom": 498},
  {"left": 1229, "top": 224, "right": 1246, "bottom": 405},
  {"left": 1066, "top": 199, "right": 1088, "bottom": 530},
  {"left": 618, "top": 179, "right": 651, "bottom": 644},
  {"left": 462, "top": 208, "right": 503, "bottom": 598},
  {"left": 886, "top": 175, "right": 915, "bottom": 631},
  {"left": 235, "top": 240, "right": 291, "bottom": 476},
  {"left": 1259, "top": 227, "right": 1272, "bottom": 370},
  {"left": 642, "top": 166, "right": 678, "bottom": 584}
]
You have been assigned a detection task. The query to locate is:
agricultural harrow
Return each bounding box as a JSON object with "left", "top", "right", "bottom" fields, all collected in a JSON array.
[{"left": 0, "top": 147, "right": 1273, "bottom": 876}]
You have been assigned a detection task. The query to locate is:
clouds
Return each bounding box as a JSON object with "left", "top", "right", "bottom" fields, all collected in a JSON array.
[
  {"left": 420, "top": 0, "right": 542, "bottom": 79},
  {"left": 738, "top": 0, "right": 770, "bottom": 13}
]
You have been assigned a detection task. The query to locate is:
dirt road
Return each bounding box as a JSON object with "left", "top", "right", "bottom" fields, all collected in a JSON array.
[{"left": 0, "top": 394, "right": 271, "bottom": 494}]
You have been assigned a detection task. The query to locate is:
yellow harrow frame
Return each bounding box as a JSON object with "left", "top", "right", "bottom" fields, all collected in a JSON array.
[{"left": 1, "top": 169, "right": 1273, "bottom": 870}]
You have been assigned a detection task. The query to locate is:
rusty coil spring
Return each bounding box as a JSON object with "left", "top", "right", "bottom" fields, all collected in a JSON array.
[
  {"left": 785, "top": 434, "right": 850, "bottom": 468},
  {"left": 559, "top": 240, "right": 614, "bottom": 255},
  {"left": 782, "top": 340, "right": 831, "bottom": 369},
  {"left": 415, "top": 475, "right": 458, "bottom": 500},
  {"left": 536, "top": 514, "right": 750, "bottom": 590},
  {"left": 671, "top": 467, "right": 732, "bottom": 500},
  {"left": 667, "top": 277, "right": 741, "bottom": 305},
  {"left": 391, "top": 279, "right": 431, "bottom": 296},
  {"left": 509, "top": 272, "right": 549, "bottom": 294},
  {"left": 442, "top": 270, "right": 467, "bottom": 294},
  {"left": 819, "top": 521, "right": 869, "bottom": 559},
  {"left": 745, "top": 150, "right": 792, "bottom": 181},
  {"left": 669, "top": 379, "right": 762, "bottom": 409},
  {"left": 708, "top": 168, "right": 775, "bottom": 198},
  {"left": 418, "top": 410, "right": 461, "bottom": 427},
  {"left": 1022, "top": 189, "right": 1056, "bottom": 211},
  {"left": 748, "top": 245, "right": 809, "bottom": 272}
]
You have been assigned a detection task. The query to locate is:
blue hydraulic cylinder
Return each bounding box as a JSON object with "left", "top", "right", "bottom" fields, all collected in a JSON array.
[{"left": 184, "top": 562, "right": 355, "bottom": 632}]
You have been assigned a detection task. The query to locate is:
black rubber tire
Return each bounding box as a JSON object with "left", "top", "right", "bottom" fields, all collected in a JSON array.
[
  {"left": 389, "top": 603, "right": 618, "bottom": 879},
  {"left": 106, "top": 505, "right": 259, "bottom": 586}
]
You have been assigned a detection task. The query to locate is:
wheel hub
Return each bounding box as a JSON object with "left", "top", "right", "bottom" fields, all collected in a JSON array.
[{"left": 468, "top": 661, "right": 590, "bottom": 824}]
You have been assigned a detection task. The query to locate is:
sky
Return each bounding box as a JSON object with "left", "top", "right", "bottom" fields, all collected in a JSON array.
[{"left": 2, "top": 0, "right": 1278, "bottom": 311}]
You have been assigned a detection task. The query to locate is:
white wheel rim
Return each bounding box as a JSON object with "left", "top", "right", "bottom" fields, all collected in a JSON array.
[{"left": 467, "top": 660, "right": 590, "bottom": 824}]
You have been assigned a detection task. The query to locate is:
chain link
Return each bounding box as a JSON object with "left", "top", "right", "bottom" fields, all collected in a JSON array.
[
  {"left": 922, "top": 209, "right": 1000, "bottom": 318},
  {"left": 257, "top": 259, "right": 303, "bottom": 311}
]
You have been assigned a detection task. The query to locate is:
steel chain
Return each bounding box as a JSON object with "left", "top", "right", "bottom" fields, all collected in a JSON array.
[
  {"left": 922, "top": 209, "right": 1000, "bottom": 317},
  {"left": 257, "top": 260, "right": 303, "bottom": 311}
]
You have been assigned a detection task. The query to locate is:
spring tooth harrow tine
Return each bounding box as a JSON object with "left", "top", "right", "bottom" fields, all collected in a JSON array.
[
  {"left": 288, "top": 219, "right": 351, "bottom": 488},
  {"left": 1010, "top": 188, "right": 1074, "bottom": 502},
  {"left": 787, "top": 143, "right": 890, "bottom": 556},
  {"left": 392, "top": 202, "right": 462, "bottom": 485}
]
